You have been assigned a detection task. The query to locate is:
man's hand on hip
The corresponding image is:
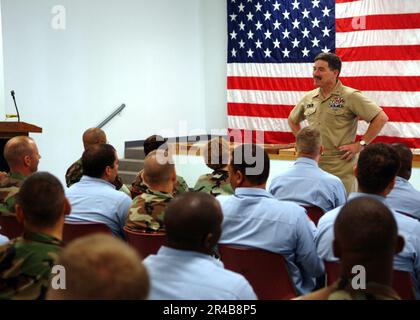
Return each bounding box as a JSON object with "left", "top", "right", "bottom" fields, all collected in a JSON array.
[{"left": 338, "top": 142, "right": 362, "bottom": 161}]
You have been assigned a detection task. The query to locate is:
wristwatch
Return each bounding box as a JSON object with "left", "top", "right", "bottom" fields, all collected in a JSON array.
[{"left": 359, "top": 140, "right": 367, "bottom": 148}]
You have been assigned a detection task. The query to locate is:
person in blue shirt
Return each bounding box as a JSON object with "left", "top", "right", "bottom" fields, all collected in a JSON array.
[
  {"left": 218, "top": 144, "right": 324, "bottom": 295},
  {"left": 301, "top": 197, "right": 403, "bottom": 300},
  {"left": 386, "top": 143, "right": 420, "bottom": 221},
  {"left": 66, "top": 144, "right": 132, "bottom": 238},
  {"left": 316, "top": 142, "right": 420, "bottom": 299},
  {"left": 269, "top": 127, "right": 347, "bottom": 213},
  {"left": 143, "top": 192, "right": 257, "bottom": 300}
]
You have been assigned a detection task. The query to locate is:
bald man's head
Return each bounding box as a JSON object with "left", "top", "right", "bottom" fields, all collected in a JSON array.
[
  {"left": 82, "top": 128, "right": 107, "bottom": 150},
  {"left": 143, "top": 150, "right": 175, "bottom": 188},
  {"left": 4, "top": 136, "right": 40, "bottom": 174},
  {"left": 164, "top": 192, "right": 223, "bottom": 254},
  {"left": 334, "top": 197, "right": 400, "bottom": 260}
]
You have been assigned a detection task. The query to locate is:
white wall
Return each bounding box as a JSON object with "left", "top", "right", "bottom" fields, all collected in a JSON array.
[
  {"left": 0, "top": 1, "right": 4, "bottom": 115},
  {"left": 200, "top": 0, "right": 228, "bottom": 134},
  {"left": 1, "top": 0, "right": 224, "bottom": 183}
]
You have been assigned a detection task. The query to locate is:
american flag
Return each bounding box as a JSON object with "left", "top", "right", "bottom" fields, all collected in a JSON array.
[{"left": 227, "top": 0, "right": 420, "bottom": 147}]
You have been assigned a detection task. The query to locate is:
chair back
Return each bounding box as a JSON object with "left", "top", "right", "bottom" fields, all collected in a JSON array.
[
  {"left": 302, "top": 205, "right": 324, "bottom": 226},
  {"left": 324, "top": 261, "right": 341, "bottom": 286},
  {"left": 393, "top": 270, "right": 416, "bottom": 300},
  {"left": 123, "top": 226, "right": 166, "bottom": 259},
  {"left": 219, "top": 244, "right": 297, "bottom": 300},
  {"left": 324, "top": 260, "right": 416, "bottom": 299},
  {"left": 63, "top": 221, "right": 112, "bottom": 244},
  {"left": 0, "top": 215, "right": 23, "bottom": 239}
]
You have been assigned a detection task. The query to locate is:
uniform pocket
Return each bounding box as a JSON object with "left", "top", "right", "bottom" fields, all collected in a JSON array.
[{"left": 326, "top": 107, "right": 346, "bottom": 116}]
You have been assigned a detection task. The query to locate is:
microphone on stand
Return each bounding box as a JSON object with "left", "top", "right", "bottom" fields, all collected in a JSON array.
[{"left": 8, "top": 90, "right": 21, "bottom": 122}]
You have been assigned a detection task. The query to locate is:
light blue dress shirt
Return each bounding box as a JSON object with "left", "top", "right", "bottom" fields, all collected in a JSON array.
[
  {"left": 143, "top": 246, "right": 257, "bottom": 300},
  {"left": 316, "top": 192, "right": 420, "bottom": 299},
  {"left": 386, "top": 176, "right": 420, "bottom": 221},
  {"left": 65, "top": 176, "right": 132, "bottom": 238},
  {"left": 269, "top": 157, "right": 347, "bottom": 213},
  {"left": 217, "top": 188, "right": 324, "bottom": 295},
  {"left": 0, "top": 233, "right": 8, "bottom": 245}
]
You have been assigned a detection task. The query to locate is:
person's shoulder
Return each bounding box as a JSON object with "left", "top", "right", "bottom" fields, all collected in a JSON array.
[
  {"left": 318, "top": 207, "right": 341, "bottom": 227},
  {"left": 194, "top": 173, "right": 212, "bottom": 188},
  {"left": 263, "top": 198, "right": 307, "bottom": 222},
  {"left": 394, "top": 211, "right": 420, "bottom": 235},
  {"left": 271, "top": 198, "right": 305, "bottom": 212},
  {"left": 318, "top": 168, "right": 345, "bottom": 185},
  {"left": 0, "top": 174, "right": 23, "bottom": 188},
  {"left": 302, "top": 88, "right": 319, "bottom": 99},
  {"left": 339, "top": 83, "right": 360, "bottom": 96}
]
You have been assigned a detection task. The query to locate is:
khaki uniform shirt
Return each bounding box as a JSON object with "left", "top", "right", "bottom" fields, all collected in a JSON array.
[{"left": 289, "top": 80, "right": 382, "bottom": 193}]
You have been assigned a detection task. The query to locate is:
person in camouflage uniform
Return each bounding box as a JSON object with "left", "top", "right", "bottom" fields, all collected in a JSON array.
[
  {"left": 65, "top": 128, "right": 130, "bottom": 195},
  {"left": 130, "top": 134, "right": 189, "bottom": 198},
  {"left": 66, "top": 128, "right": 107, "bottom": 187},
  {"left": 126, "top": 150, "right": 175, "bottom": 232},
  {"left": 194, "top": 137, "right": 233, "bottom": 197},
  {"left": 130, "top": 170, "right": 188, "bottom": 199},
  {"left": 300, "top": 198, "right": 404, "bottom": 300},
  {"left": 0, "top": 136, "right": 41, "bottom": 217},
  {"left": 0, "top": 172, "right": 70, "bottom": 300}
]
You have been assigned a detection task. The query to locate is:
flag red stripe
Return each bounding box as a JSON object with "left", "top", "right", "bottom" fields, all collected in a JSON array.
[
  {"left": 228, "top": 128, "right": 296, "bottom": 145},
  {"left": 336, "top": 13, "right": 420, "bottom": 32},
  {"left": 337, "top": 45, "right": 420, "bottom": 61},
  {"left": 227, "top": 76, "right": 420, "bottom": 92},
  {"left": 228, "top": 103, "right": 293, "bottom": 118},
  {"left": 228, "top": 128, "right": 420, "bottom": 148},
  {"left": 228, "top": 103, "right": 420, "bottom": 123}
]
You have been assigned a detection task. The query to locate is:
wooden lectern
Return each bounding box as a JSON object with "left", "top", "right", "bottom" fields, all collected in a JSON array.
[{"left": 0, "top": 122, "right": 42, "bottom": 172}]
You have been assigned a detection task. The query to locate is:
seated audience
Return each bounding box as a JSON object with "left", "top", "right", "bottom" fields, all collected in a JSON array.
[
  {"left": 0, "top": 136, "right": 41, "bottom": 216},
  {"left": 269, "top": 127, "right": 346, "bottom": 212},
  {"left": 65, "top": 127, "right": 130, "bottom": 195},
  {"left": 217, "top": 144, "right": 324, "bottom": 295},
  {"left": 194, "top": 137, "right": 234, "bottom": 197},
  {"left": 386, "top": 143, "right": 420, "bottom": 220},
  {"left": 316, "top": 142, "right": 420, "bottom": 299},
  {"left": 47, "top": 234, "right": 149, "bottom": 300},
  {"left": 143, "top": 192, "right": 257, "bottom": 300},
  {"left": 66, "top": 144, "right": 132, "bottom": 238},
  {"left": 125, "top": 149, "right": 175, "bottom": 232},
  {"left": 0, "top": 172, "right": 69, "bottom": 299},
  {"left": 130, "top": 134, "right": 188, "bottom": 198},
  {"left": 301, "top": 197, "right": 403, "bottom": 300}
]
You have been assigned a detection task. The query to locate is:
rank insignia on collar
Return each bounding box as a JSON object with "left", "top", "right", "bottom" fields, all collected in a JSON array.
[
  {"left": 329, "top": 97, "right": 345, "bottom": 109},
  {"left": 305, "top": 103, "right": 314, "bottom": 109}
]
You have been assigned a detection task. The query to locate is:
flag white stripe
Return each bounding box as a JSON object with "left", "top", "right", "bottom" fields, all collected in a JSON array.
[
  {"left": 227, "top": 61, "right": 420, "bottom": 78},
  {"left": 228, "top": 116, "right": 420, "bottom": 139},
  {"left": 228, "top": 89, "right": 420, "bottom": 108},
  {"left": 336, "top": 29, "right": 420, "bottom": 48},
  {"left": 336, "top": 0, "right": 420, "bottom": 19}
]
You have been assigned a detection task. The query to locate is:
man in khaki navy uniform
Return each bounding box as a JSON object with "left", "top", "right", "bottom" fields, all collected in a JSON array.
[{"left": 288, "top": 53, "right": 388, "bottom": 193}]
